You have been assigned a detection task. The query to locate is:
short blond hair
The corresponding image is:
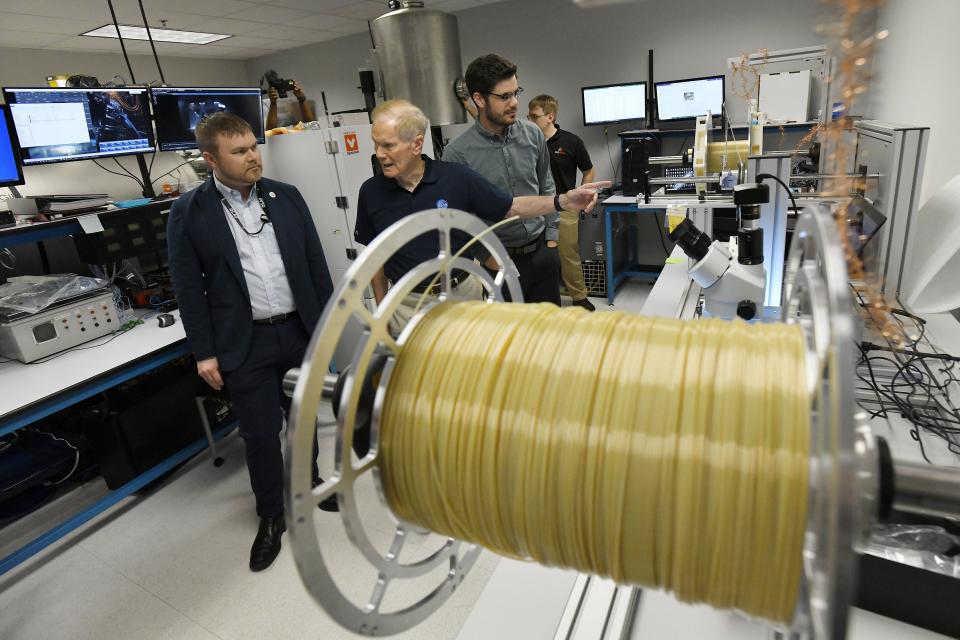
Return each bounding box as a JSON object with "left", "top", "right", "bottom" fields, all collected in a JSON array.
[
  {"left": 529, "top": 94, "right": 558, "bottom": 116},
  {"left": 371, "top": 99, "right": 429, "bottom": 142}
]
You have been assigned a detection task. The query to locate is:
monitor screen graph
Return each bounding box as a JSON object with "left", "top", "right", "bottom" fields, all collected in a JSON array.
[
  {"left": 655, "top": 76, "right": 724, "bottom": 122},
  {"left": 582, "top": 82, "right": 647, "bottom": 126},
  {"left": 2, "top": 87, "right": 154, "bottom": 165}
]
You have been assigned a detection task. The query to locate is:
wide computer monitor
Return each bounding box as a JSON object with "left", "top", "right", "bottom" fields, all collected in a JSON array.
[
  {"left": 151, "top": 87, "right": 265, "bottom": 152},
  {"left": 582, "top": 82, "right": 647, "bottom": 126},
  {"left": 0, "top": 105, "right": 25, "bottom": 187},
  {"left": 2, "top": 87, "right": 154, "bottom": 165},
  {"left": 655, "top": 75, "right": 725, "bottom": 123}
]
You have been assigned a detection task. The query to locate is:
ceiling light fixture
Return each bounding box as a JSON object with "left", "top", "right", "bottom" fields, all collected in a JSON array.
[{"left": 80, "top": 24, "right": 231, "bottom": 45}]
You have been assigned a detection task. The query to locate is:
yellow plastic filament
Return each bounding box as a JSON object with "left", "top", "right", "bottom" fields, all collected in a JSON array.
[{"left": 378, "top": 302, "right": 809, "bottom": 623}]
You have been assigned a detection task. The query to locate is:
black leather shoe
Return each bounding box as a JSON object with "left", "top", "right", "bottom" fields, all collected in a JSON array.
[
  {"left": 318, "top": 495, "right": 339, "bottom": 512},
  {"left": 572, "top": 297, "right": 596, "bottom": 312},
  {"left": 313, "top": 476, "right": 340, "bottom": 512},
  {"left": 249, "top": 516, "right": 286, "bottom": 572}
]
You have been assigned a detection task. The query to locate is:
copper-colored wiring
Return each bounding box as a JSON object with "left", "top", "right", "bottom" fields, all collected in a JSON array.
[{"left": 814, "top": 0, "right": 902, "bottom": 344}]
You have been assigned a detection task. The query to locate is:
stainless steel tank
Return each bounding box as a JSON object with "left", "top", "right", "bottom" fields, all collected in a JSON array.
[{"left": 370, "top": 1, "right": 466, "bottom": 126}]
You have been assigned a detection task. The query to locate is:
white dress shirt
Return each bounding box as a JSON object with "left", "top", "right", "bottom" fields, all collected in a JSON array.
[{"left": 214, "top": 174, "right": 296, "bottom": 320}]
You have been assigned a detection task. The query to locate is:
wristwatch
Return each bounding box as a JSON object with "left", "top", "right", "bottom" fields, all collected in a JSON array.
[{"left": 553, "top": 194, "right": 563, "bottom": 212}]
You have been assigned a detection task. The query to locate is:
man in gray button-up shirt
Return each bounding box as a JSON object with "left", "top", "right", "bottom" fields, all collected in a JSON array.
[{"left": 444, "top": 53, "right": 562, "bottom": 304}]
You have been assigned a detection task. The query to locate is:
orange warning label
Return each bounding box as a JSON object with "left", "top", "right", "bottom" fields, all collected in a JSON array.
[{"left": 344, "top": 132, "right": 359, "bottom": 154}]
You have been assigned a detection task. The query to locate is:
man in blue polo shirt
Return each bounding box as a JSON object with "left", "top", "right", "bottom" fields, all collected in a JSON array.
[{"left": 355, "top": 100, "right": 607, "bottom": 331}]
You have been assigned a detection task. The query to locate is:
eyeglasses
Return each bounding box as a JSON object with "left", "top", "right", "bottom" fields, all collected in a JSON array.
[
  {"left": 485, "top": 87, "right": 524, "bottom": 102},
  {"left": 527, "top": 112, "right": 547, "bottom": 121}
]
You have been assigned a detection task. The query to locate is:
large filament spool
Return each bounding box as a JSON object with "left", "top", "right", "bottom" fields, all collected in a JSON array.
[{"left": 286, "top": 204, "right": 876, "bottom": 639}]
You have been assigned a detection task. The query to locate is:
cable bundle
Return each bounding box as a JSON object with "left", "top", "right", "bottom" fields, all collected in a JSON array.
[{"left": 379, "top": 302, "right": 809, "bottom": 623}]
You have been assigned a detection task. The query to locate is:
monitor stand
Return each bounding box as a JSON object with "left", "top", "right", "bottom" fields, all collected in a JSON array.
[{"left": 135, "top": 154, "right": 157, "bottom": 199}]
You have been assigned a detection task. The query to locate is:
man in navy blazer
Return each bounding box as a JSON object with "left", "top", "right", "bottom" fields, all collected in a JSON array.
[{"left": 167, "top": 112, "right": 335, "bottom": 572}]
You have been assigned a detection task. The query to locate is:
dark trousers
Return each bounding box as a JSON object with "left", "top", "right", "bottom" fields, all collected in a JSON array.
[
  {"left": 222, "top": 318, "right": 319, "bottom": 518},
  {"left": 485, "top": 234, "right": 561, "bottom": 305}
]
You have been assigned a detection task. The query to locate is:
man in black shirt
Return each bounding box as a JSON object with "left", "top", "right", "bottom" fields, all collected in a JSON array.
[
  {"left": 528, "top": 94, "right": 596, "bottom": 311},
  {"left": 355, "top": 100, "right": 608, "bottom": 332}
]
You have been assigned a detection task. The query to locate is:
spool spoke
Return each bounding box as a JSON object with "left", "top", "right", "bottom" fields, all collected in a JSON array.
[
  {"left": 367, "top": 575, "right": 389, "bottom": 614},
  {"left": 380, "top": 334, "right": 401, "bottom": 355},
  {"left": 310, "top": 477, "right": 340, "bottom": 506},
  {"left": 354, "top": 454, "right": 378, "bottom": 476},
  {"left": 438, "top": 227, "right": 454, "bottom": 294}
]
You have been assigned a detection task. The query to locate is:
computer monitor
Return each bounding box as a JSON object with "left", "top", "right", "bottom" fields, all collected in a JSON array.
[
  {"left": 582, "top": 82, "right": 647, "bottom": 126},
  {"left": 0, "top": 105, "right": 25, "bottom": 188},
  {"left": 2, "top": 87, "right": 154, "bottom": 165},
  {"left": 151, "top": 87, "right": 265, "bottom": 152},
  {"left": 655, "top": 75, "right": 725, "bottom": 123}
]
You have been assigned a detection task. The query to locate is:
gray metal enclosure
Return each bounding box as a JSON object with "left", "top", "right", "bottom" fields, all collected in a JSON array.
[{"left": 371, "top": 4, "right": 466, "bottom": 126}]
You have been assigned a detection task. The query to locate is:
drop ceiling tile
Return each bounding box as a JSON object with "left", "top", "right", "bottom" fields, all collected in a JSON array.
[
  {"left": 252, "top": 24, "right": 336, "bottom": 42},
  {"left": 0, "top": 0, "right": 108, "bottom": 22},
  {"left": 287, "top": 12, "right": 367, "bottom": 33},
  {"left": 141, "top": 0, "right": 259, "bottom": 18},
  {"left": 0, "top": 12, "right": 102, "bottom": 35},
  {"left": 188, "top": 17, "right": 268, "bottom": 36},
  {"left": 211, "top": 34, "right": 285, "bottom": 49},
  {"left": 225, "top": 4, "right": 312, "bottom": 24},
  {"left": 0, "top": 29, "right": 69, "bottom": 47},
  {"left": 89, "top": 9, "right": 207, "bottom": 32},
  {"left": 332, "top": 2, "right": 389, "bottom": 20}
]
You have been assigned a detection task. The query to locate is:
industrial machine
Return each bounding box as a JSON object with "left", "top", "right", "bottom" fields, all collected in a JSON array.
[
  {"left": 637, "top": 118, "right": 925, "bottom": 323},
  {"left": 276, "top": 202, "right": 960, "bottom": 639},
  {"left": 0, "top": 281, "right": 119, "bottom": 363},
  {"left": 668, "top": 182, "right": 768, "bottom": 319},
  {"left": 368, "top": 1, "right": 468, "bottom": 127}
]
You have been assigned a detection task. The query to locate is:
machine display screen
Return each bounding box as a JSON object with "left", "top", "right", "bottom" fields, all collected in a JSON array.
[
  {"left": 582, "top": 82, "right": 646, "bottom": 126},
  {"left": 655, "top": 76, "right": 724, "bottom": 122},
  {"left": 151, "top": 87, "right": 265, "bottom": 152},
  {"left": 2, "top": 87, "right": 154, "bottom": 165},
  {"left": 0, "top": 105, "right": 24, "bottom": 187}
]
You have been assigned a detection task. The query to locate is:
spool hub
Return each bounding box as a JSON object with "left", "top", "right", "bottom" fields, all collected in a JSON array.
[{"left": 781, "top": 205, "right": 876, "bottom": 640}]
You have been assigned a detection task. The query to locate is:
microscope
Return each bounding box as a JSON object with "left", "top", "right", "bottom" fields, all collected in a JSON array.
[{"left": 669, "top": 182, "right": 770, "bottom": 320}]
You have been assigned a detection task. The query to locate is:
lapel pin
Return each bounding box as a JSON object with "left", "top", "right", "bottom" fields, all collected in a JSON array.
[{"left": 269, "top": 191, "right": 276, "bottom": 198}]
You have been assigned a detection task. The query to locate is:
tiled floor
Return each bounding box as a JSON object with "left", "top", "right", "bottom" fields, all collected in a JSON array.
[
  {"left": 0, "top": 285, "right": 653, "bottom": 640},
  {"left": 0, "top": 430, "right": 501, "bottom": 640},
  {"left": 562, "top": 281, "right": 653, "bottom": 315}
]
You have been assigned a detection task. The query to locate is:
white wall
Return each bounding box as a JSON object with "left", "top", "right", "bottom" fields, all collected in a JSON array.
[
  {"left": 0, "top": 47, "right": 250, "bottom": 202},
  {"left": 871, "top": 0, "right": 959, "bottom": 206},
  {"left": 244, "top": 0, "right": 823, "bottom": 182},
  {"left": 243, "top": 34, "right": 374, "bottom": 118},
  {"left": 0, "top": 46, "right": 249, "bottom": 89}
]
